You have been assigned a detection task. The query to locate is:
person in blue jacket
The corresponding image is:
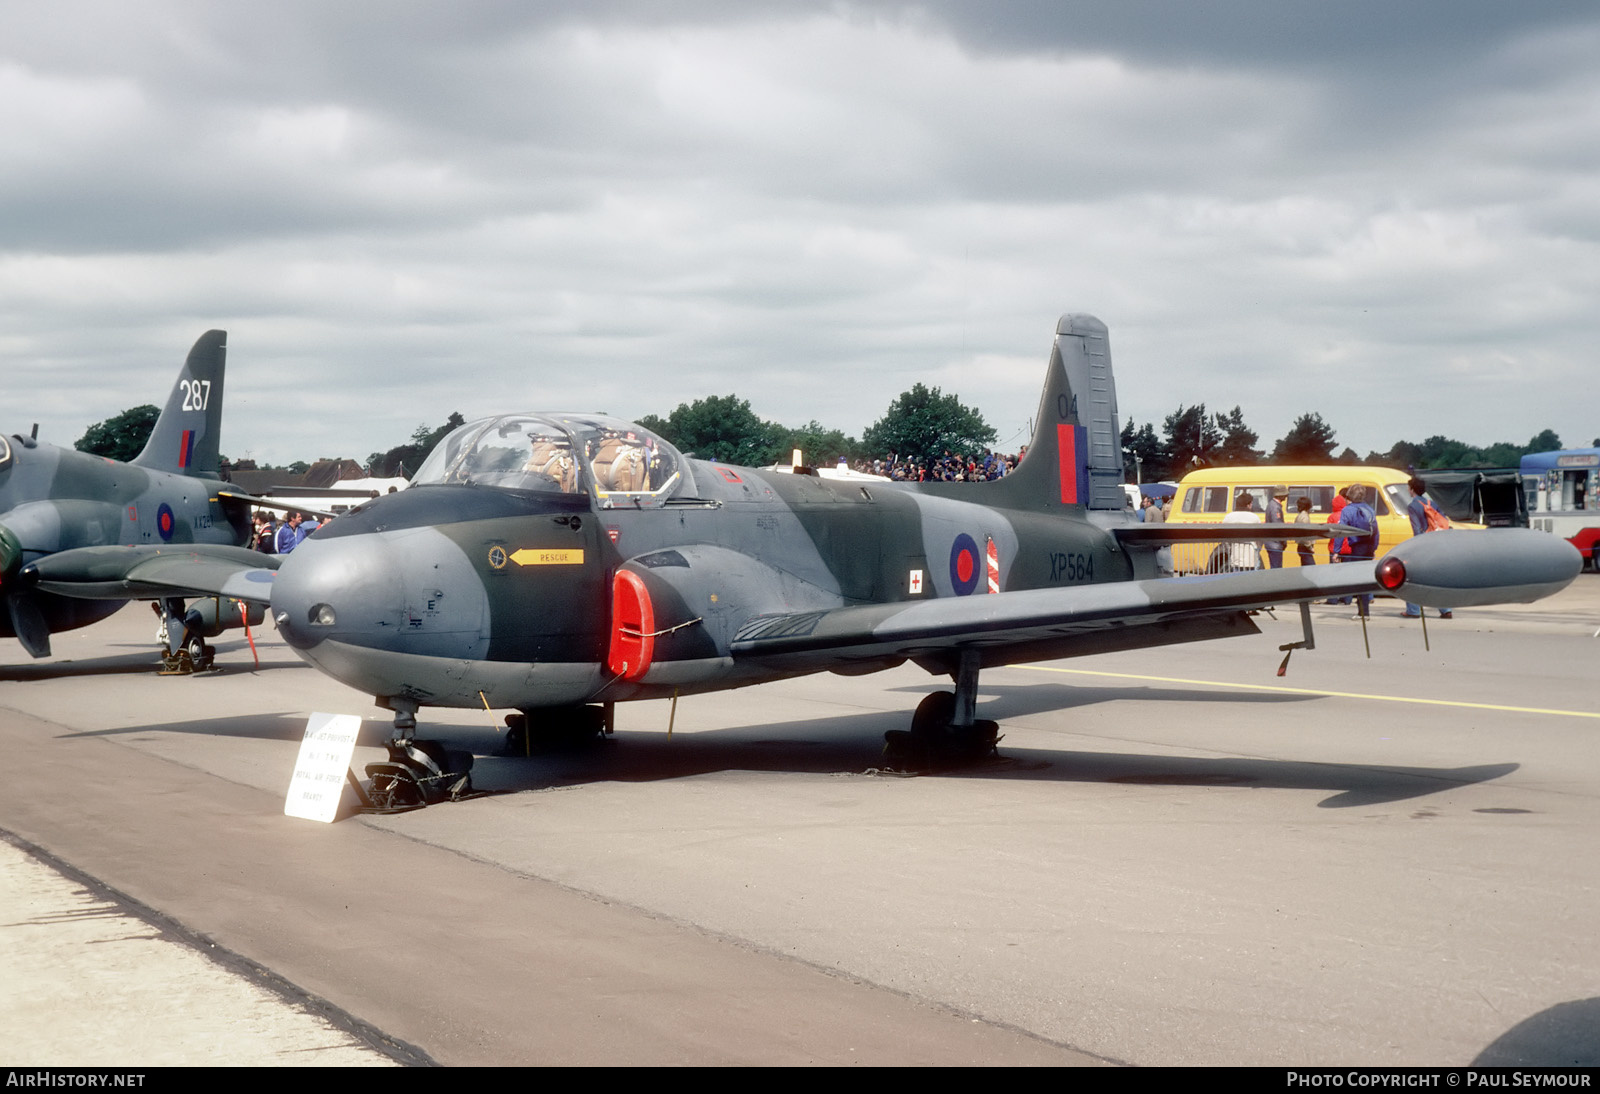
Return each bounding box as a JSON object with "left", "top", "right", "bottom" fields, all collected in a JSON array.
[
  {"left": 274, "top": 511, "right": 304, "bottom": 554},
  {"left": 1337, "top": 486, "right": 1379, "bottom": 618}
]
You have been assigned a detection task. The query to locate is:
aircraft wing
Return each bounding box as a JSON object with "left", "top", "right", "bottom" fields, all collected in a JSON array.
[
  {"left": 731, "top": 530, "right": 1580, "bottom": 673},
  {"left": 23, "top": 544, "right": 278, "bottom": 603},
  {"left": 1111, "top": 522, "right": 1352, "bottom": 545},
  {"left": 730, "top": 564, "right": 1374, "bottom": 672},
  {"left": 214, "top": 486, "right": 339, "bottom": 521}
]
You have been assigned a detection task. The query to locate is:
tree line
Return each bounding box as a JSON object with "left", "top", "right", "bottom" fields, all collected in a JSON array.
[
  {"left": 358, "top": 384, "right": 998, "bottom": 475},
  {"left": 1121, "top": 404, "right": 1583, "bottom": 483},
  {"left": 636, "top": 383, "right": 996, "bottom": 469},
  {"left": 74, "top": 392, "right": 1591, "bottom": 483}
]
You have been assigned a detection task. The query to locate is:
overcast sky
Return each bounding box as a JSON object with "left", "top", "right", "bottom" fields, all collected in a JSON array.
[{"left": 4, "top": 1, "right": 1598, "bottom": 468}]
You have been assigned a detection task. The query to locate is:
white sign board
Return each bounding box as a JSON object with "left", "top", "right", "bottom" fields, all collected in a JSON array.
[{"left": 285, "top": 712, "right": 362, "bottom": 822}]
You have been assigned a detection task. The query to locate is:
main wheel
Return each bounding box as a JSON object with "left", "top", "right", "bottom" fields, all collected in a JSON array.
[
  {"left": 910, "top": 690, "right": 956, "bottom": 736},
  {"left": 513, "top": 705, "right": 608, "bottom": 751},
  {"left": 501, "top": 713, "right": 528, "bottom": 756},
  {"left": 185, "top": 634, "right": 212, "bottom": 671}
]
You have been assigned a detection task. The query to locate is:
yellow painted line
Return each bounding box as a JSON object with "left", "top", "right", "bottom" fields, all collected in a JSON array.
[{"left": 1013, "top": 663, "right": 1600, "bottom": 719}]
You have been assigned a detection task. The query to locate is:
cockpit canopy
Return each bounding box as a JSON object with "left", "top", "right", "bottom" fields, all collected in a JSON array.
[{"left": 411, "top": 414, "right": 690, "bottom": 508}]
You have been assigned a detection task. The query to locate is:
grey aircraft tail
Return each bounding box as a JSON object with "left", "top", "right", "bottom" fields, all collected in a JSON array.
[
  {"left": 132, "top": 329, "right": 227, "bottom": 477},
  {"left": 979, "top": 313, "right": 1125, "bottom": 513}
]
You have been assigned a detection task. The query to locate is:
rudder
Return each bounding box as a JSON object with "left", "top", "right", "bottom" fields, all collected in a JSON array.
[
  {"left": 133, "top": 330, "right": 227, "bottom": 476},
  {"left": 986, "top": 314, "right": 1123, "bottom": 512}
]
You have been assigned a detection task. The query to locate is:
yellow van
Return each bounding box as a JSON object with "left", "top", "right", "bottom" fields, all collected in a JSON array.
[{"left": 1166, "top": 465, "right": 1423, "bottom": 570}]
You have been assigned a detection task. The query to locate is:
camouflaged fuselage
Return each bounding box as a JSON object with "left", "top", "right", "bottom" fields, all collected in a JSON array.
[{"left": 270, "top": 458, "right": 1139, "bottom": 711}]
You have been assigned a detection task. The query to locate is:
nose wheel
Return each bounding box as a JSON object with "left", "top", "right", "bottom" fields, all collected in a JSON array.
[
  {"left": 362, "top": 739, "right": 476, "bottom": 813},
  {"left": 358, "top": 702, "right": 478, "bottom": 813}
]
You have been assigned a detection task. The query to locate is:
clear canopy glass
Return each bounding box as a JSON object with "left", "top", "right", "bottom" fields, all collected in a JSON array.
[{"left": 411, "top": 414, "right": 689, "bottom": 507}]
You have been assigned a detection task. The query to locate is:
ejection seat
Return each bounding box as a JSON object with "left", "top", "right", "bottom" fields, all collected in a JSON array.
[{"left": 591, "top": 437, "right": 649, "bottom": 492}]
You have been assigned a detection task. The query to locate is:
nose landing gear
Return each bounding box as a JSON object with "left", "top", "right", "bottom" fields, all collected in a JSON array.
[
  {"left": 362, "top": 739, "right": 476, "bottom": 812},
  {"left": 155, "top": 599, "right": 215, "bottom": 675},
  {"left": 358, "top": 701, "right": 478, "bottom": 813}
]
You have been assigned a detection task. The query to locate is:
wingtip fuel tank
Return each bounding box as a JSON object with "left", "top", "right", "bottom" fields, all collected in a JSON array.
[{"left": 1377, "top": 529, "right": 1582, "bottom": 608}]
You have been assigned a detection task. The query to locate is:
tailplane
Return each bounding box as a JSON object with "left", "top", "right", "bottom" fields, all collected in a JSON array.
[
  {"left": 132, "top": 330, "right": 227, "bottom": 477},
  {"left": 986, "top": 314, "right": 1124, "bottom": 511}
]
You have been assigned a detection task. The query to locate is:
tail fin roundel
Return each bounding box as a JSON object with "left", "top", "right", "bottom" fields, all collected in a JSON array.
[{"left": 133, "top": 330, "right": 227, "bottom": 477}]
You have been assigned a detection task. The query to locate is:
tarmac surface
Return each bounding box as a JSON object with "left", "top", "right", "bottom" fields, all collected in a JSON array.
[{"left": 2, "top": 576, "right": 1598, "bottom": 1066}]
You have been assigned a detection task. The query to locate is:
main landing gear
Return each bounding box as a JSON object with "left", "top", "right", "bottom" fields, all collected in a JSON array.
[
  {"left": 155, "top": 598, "right": 214, "bottom": 675},
  {"left": 500, "top": 703, "right": 615, "bottom": 756},
  {"left": 883, "top": 648, "right": 1001, "bottom": 772},
  {"left": 359, "top": 703, "right": 478, "bottom": 813}
]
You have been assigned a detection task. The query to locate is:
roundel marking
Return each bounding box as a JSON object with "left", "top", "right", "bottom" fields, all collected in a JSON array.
[
  {"left": 487, "top": 545, "right": 507, "bottom": 570},
  {"left": 949, "top": 533, "right": 980, "bottom": 596},
  {"left": 156, "top": 503, "right": 176, "bottom": 541}
]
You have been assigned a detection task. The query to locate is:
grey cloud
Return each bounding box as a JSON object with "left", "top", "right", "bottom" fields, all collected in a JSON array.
[{"left": 4, "top": 2, "right": 1599, "bottom": 467}]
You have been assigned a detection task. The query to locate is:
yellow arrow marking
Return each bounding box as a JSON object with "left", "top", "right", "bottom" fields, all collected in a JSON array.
[{"left": 510, "top": 548, "right": 584, "bottom": 566}]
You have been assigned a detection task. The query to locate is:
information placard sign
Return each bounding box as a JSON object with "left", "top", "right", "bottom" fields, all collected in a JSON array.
[{"left": 285, "top": 712, "right": 362, "bottom": 822}]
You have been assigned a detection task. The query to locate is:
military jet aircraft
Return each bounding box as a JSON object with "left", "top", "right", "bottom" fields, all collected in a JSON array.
[
  {"left": 26, "top": 314, "right": 1582, "bottom": 801},
  {"left": 1, "top": 331, "right": 267, "bottom": 663}
]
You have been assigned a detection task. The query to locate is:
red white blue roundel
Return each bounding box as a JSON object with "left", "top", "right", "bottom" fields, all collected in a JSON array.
[
  {"left": 949, "top": 533, "right": 980, "bottom": 596},
  {"left": 156, "top": 502, "right": 176, "bottom": 541}
]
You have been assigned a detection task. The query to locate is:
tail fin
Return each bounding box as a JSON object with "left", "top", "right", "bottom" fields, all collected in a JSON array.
[
  {"left": 132, "top": 330, "right": 227, "bottom": 476},
  {"left": 986, "top": 313, "right": 1123, "bottom": 511}
]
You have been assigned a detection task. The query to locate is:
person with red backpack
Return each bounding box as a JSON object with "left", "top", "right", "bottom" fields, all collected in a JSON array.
[
  {"left": 1402, "top": 477, "right": 1454, "bottom": 619},
  {"left": 1324, "top": 491, "right": 1354, "bottom": 604}
]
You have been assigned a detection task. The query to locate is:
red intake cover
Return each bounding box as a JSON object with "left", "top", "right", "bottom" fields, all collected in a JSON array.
[{"left": 608, "top": 569, "right": 655, "bottom": 680}]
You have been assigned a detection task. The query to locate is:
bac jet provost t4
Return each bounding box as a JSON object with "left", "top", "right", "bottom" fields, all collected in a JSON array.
[
  {"left": 26, "top": 314, "right": 1582, "bottom": 796},
  {"left": 1, "top": 331, "right": 270, "bottom": 666}
]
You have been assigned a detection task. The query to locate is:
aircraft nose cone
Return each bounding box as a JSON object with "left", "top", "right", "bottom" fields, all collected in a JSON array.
[
  {"left": 271, "top": 526, "right": 492, "bottom": 670},
  {"left": 272, "top": 533, "right": 402, "bottom": 652}
]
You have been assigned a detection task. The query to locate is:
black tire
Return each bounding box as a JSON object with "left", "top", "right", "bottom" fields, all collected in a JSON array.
[
  {"left": 363, "top": 763, "right": 424, "bottom": 811},
  {"left": 882, "top": 729, "right": 919, "bottom": 770},
  {"left": 524, "top": 705, "right": 607, "bottom": 750},
  {"left": 186, "top": 635, "right": 211, "bottom": 670},
  {"left": 911, "top": 690, "right": 956, "bottom": 736}
]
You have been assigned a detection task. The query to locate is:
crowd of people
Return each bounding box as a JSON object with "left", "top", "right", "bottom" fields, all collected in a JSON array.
[
  {"left": 251, "top": 511, "right": 318, "bottom": 553},
  {"left": 1132, "top": 494, "right": 1172, "bottom": 522},
  {"left": 1195, "top": 478, "right": 1452, "bottom": 620},
  {"left": 843, "top": 447, "right": 1025, "bottom": 482}
]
